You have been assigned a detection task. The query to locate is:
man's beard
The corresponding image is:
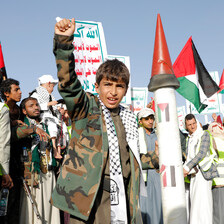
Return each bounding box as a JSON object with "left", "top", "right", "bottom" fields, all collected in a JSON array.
[{"left": 27, "top": 114, "right": 40, "bottom": 120}]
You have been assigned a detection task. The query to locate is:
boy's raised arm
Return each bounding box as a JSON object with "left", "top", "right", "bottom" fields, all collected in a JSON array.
[{"left": 54, "top": 18, "right": 89, "bottom": 120}]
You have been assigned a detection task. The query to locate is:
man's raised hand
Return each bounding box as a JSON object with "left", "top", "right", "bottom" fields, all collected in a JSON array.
[{"left": 55, "top": 18, "right": 76, "bottom": 36}]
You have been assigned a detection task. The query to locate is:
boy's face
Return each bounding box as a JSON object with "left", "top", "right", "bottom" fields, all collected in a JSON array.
[
  {"left": 42, "top": 82, "right": 55, "bottom": 94},
  {"left": 95, "top": 77, "right": 127, "bottom": 109},
  {"left": 5, "top": 84, "right": 22, "bottom": 103},
  {"left": 140, "top": 115, "right": 155, "bottom": 130}
]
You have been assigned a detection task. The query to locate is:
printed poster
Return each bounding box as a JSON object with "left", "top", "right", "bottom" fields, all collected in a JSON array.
[
  {"left": 73, "top": 20, "right": 108, "bottom": 93},
  {"left": 131, "top": 87, "right": 148, "bottom": 115}
]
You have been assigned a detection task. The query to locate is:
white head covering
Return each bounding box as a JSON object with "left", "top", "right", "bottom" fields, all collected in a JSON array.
[
  {"left": 38, "top": 74, "right": 58, "bottom": 86},
  {"left": 137, "top": 108, "right": 154, "bottom": 120}
]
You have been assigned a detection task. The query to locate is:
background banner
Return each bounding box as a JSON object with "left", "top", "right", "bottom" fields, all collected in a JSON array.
[
  {"left": 73, "top": 20, "right": 108, "bottom": 93},
  {"left": 131, "top": 87, "right": 148, "bottom": 114}
]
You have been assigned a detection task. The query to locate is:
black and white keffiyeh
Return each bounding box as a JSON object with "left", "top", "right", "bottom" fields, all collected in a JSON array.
[
  {"left": 35, "top": 86, "right": 58, "bottom": 116},
  {"left": 35, "top": 86, "right": 51, "bottom": 105},
  {"left": 98, "top": 96, "right": 139, "bottom": 224}
]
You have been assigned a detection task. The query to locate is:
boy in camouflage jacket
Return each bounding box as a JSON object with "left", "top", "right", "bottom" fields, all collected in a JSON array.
[{"left": 51, "top": 18, "right": 159, "bottom": 224}]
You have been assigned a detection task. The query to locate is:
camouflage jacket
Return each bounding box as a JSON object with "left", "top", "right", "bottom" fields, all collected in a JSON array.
[{"left": 51, "top": 34, "right": 159, "bottom": 223}]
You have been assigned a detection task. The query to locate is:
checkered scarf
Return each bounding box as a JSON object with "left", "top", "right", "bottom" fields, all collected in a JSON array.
[
  {"left": 35, "top": 86, "right": 51, "bottom": 105},
  {"left": 35, "top": 86, "right": 58, "bottom": 115},
  {"left": 98, "top": 96, "right": 138, "bottom": 223}
]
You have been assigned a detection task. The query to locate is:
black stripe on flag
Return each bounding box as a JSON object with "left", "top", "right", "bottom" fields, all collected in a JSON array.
[
  {"left": 170, "top": 166, "right": 176, "bottom": 187},
  {"left": 192, "top": 41, "right": 219, "bottom": 98}
]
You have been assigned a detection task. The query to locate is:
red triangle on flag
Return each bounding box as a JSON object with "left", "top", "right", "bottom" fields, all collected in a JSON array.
[
  {"left": 157, "top": 103, "right": 168, "bottom": 111},
  {"left": 160, "top": 164, "right": 166, "bottom": 173},
  {"left": 173, "top": 37, "right": 195, "bottom": 78}
]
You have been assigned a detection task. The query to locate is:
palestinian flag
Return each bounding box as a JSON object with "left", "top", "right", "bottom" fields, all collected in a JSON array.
[
  {"left": 218, "top": 69, "right": 224, "bottom": 94},
  {"left": 157, "top": 103, "right": 170, "bottom": 123},
  {"left": 160, "top": 164, "right": 176, "bottom": 188},
  {"left": 173, "top": 37, "right": 219, "bottom": 113},
  {"left": 0, "top": 42, "right": 7, "bottom": 83}
]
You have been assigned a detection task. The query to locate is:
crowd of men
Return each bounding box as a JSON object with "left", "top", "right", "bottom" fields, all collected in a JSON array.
[
  {"left": 0, "top": 75, "right": 70, "bottom": 224},
  {"left": 0, "top": 17, "right": 224, "bottom": 224}
]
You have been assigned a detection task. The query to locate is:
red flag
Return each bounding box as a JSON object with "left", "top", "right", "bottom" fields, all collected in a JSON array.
[
  {"left": 0, "top": 42, "right": 7, "bottom": 82},
  {"left": 218, "top": 69, "right": 224, "bottom": 94},
  {"left": 151, "top": 97, "right": 155, "bottom": 112}
]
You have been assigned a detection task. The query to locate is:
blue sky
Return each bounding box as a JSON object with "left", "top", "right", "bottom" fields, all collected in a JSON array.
[{"left": 1, "top": 1, "right": 224, "bottom": 123}]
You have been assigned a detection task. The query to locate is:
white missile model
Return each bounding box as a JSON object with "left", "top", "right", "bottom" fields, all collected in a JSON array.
[{"left": 148, "top": 14, "right": 187, "bottom": 224}]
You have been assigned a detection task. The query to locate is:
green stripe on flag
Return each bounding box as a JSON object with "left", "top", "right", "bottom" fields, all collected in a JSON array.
[{"left": 177, "top": 76, "right": 207, "bottom": 113}]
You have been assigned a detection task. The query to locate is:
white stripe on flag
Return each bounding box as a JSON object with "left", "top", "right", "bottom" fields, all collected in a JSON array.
[{"left": 160, "top": 165, "right": 176, "bottom": 187}]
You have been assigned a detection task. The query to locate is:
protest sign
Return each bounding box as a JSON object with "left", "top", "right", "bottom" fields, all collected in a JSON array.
[
  {"left": 131, "top": 87, "right": 148, "bottom": 114},
  {"left": 73, "top": 20, "right": 107, "bottom": 93}
]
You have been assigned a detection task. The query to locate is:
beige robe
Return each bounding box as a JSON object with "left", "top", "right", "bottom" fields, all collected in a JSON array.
[{"left": 19, "top": 170, "right": 60, "bottom": 224}]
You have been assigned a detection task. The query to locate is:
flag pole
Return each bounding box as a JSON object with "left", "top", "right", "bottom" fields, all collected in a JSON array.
[{"left": 0, "top": 41, "right": 7, "bottom": 82}]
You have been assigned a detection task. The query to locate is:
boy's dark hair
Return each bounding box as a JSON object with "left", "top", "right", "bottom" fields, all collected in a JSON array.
[
  {"left": 0, "top": 78, "right": 20, "bottom": 101},
  {"left": 185, "top": 113, "right": 196, "bottom": 123},
  {"left": 96, "top": 59, "right": 130, "bottom": 87}
]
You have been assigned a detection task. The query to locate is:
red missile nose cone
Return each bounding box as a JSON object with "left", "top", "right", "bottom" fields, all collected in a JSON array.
[
  {"left": 148, "top": 14, "right": 179, "bottom": 92},
  {"left": 151, "top": 14, "right": 173, "bottom": 77}
]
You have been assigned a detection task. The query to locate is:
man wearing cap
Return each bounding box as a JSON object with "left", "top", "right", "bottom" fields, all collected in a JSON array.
[
  {"left": 138, "top": 108, "right": 163, "bottom": 224},
  {"left": 30, "top": 74, "right": 62, "bottom": 158}
]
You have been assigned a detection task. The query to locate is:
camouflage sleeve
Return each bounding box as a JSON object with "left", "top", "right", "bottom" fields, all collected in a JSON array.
[
  {"left": 11, "top": 125, "right": 34, "bottom": 140},
  {"left": 53, "top": 34, "right": 89, "bottom": 121},
  {"left": 140, "top": 151, "right": 159, "bottom": 169}
]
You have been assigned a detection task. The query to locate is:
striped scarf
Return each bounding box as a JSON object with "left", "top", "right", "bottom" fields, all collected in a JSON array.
[{"left": 98, "top": 96, "right": 138, "bottom": 223}]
